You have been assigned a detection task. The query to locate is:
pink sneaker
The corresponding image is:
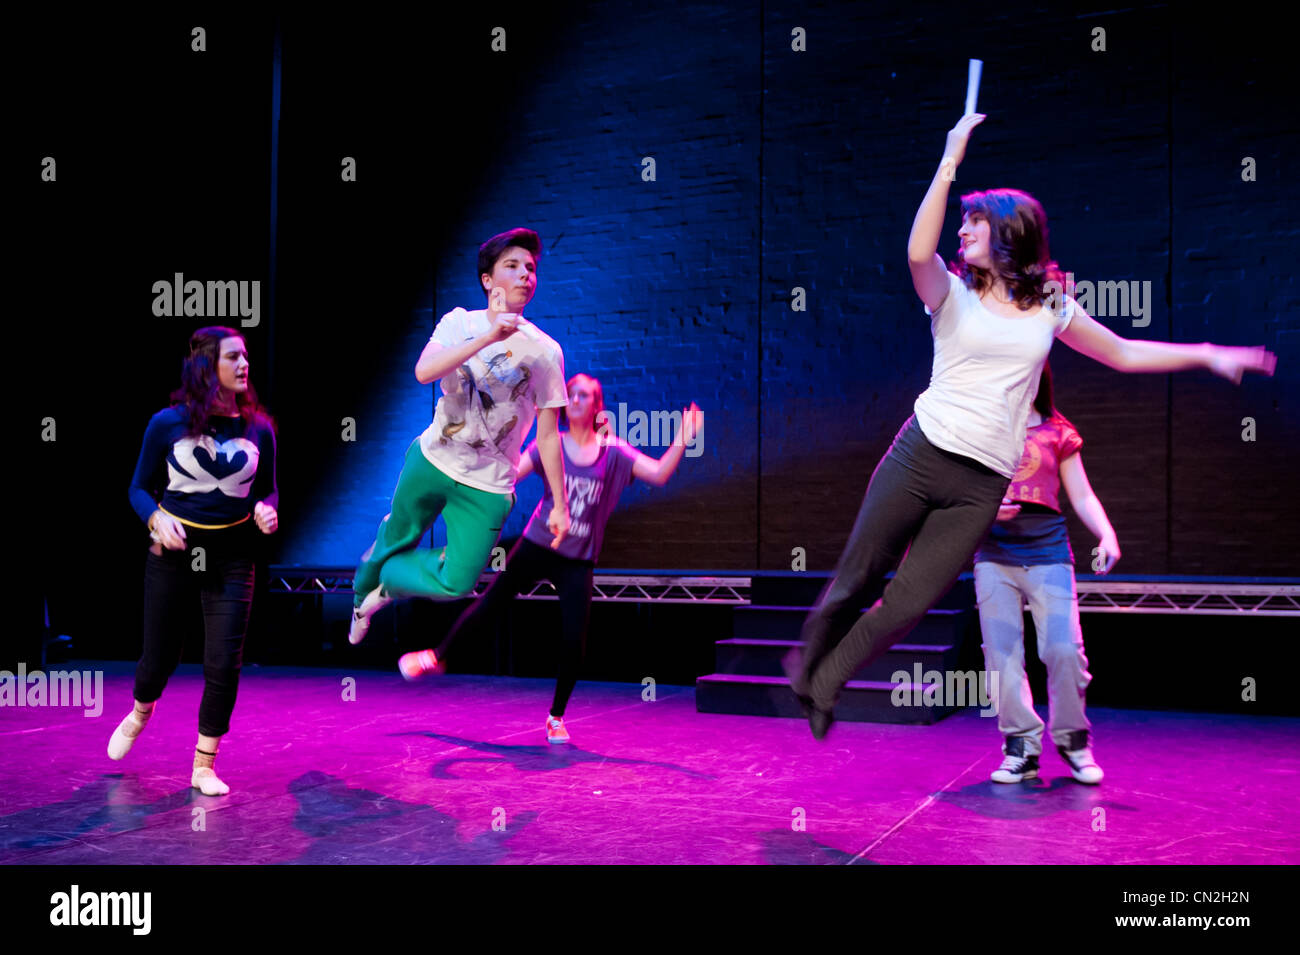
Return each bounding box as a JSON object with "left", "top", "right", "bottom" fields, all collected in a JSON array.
[
  {"left": 398, "top": 649, "right": 442, "bottom": 681},
  {"left": 545, "top": 715, "right": 570, "bottom": 744}
]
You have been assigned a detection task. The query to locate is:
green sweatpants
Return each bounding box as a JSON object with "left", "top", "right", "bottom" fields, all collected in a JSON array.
[{"left": 353, "top": 439, "right": 513, "bottom": 605}]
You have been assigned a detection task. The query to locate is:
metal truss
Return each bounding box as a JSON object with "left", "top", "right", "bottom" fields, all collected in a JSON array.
[
  {"left": 270, "top": 572, "right": 358, "bottom": 595},
  {"left": 269, "top": 569, "right": 1299, "bottom": 615},
  {"left": 269, "top": 570, "right": 751, "bottom": 604},
  {"left": 515, "top": 575, "right": 750, "bottom": 604},
  {"left": 1075, "top": 581, "right": 1300, "bottom": 616}
]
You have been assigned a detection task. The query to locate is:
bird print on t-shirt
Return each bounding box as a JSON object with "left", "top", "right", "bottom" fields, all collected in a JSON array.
[{"left": 435, "top": 336, "right": 539, "bottom": 457}]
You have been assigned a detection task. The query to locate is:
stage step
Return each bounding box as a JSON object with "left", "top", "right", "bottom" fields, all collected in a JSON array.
[
  {"left": 698, "top": 591, "right": 980, "bottom": 724},
  {"left": 714, "top": 637, "right": 959, "bottom": 682},
  {"left": 733, "top": 605, "right": 968, "bottom": 642},
  {"left": 748, "top": 571, "right": 975, "bottom": 610},
  {"left": 695, "top": 673, "right": 968, "bottom": 724}
]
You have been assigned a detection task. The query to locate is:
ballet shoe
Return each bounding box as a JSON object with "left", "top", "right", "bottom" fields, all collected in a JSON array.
[
  {"left": 349, "top": 585, "right": 394, "bottom": 645},
  {"left": 107, "top": 705, "right": 154, "bottom": 761},
  {"left": 191, "top": 767, "right": 230, "bottom": 796}
]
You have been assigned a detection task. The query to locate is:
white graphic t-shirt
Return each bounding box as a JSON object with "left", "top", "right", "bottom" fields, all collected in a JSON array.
[{"left": 418, "top": 307, "right": 567, "bottom": 494}]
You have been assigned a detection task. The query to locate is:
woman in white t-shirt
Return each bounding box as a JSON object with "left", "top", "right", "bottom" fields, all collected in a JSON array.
[{"left": 784, "top": 112, "right": 1277, "bottom": 740}]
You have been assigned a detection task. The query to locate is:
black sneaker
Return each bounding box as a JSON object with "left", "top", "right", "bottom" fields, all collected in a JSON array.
[
  {"left": 781, "top": 647, "right": 814, "bottom": 717},
  {"left": 808, "top": 704, "right": 835, "bottom": 741},
  {"left": 991, "top": 735, "right": 1039, "bottom": 783}
]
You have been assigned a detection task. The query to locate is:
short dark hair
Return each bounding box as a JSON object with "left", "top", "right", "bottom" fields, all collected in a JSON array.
[{"left": 478, "top": 228, "right": 543, "bottom": 295}]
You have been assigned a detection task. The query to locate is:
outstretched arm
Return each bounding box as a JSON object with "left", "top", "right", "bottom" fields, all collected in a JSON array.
[
  {"left": 630, "top": 404, "right": 702, "bottom": 486},
  {"left": 908, "top": 114, "right": 986, "bottom": 312},
  {"left": 1059, "top": 452, "right": 1119, "bottom": 574},
  {"left": 1058, "top": 307, "right": 1276, "bottom": 383}
]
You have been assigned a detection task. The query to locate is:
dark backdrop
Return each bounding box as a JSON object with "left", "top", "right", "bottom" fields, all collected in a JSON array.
[{"left": 18, "top": 4, "right": 1297, "bottom": 659}]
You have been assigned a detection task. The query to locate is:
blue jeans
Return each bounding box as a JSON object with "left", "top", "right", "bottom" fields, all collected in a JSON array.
[{"left": 974, "top": 561, "right": 1092, "bottom": 754}]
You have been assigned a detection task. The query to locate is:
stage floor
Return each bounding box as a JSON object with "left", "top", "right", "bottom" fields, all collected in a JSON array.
[{"left": 2, "top": 662, "right": 1297, "bottom": 865}]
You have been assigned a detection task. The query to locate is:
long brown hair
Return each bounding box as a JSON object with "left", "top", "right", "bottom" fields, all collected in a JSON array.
[
  {"left": 1032, "top": 360, "right": 1077, "bottom": 434},
  {"left": 171, "top": 326, "right": 272, "bottom": 436},
  {"left": 1033, "top": 360, "right": 1056, "bottom": 420},
  {"left": 954, "top": 188, "right": 1066, "bottom": 309}
]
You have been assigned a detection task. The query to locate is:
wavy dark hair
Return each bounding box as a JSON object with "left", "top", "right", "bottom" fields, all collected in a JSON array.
[
  {"left": 1032, "top": 360, "right": 1077, "bottom": 433},
  {"left": 952, "top": 188, "right": 1065, "bottom": 309},
  {"left": 171, "top": 326, "right": 272, "bottom": 436}
]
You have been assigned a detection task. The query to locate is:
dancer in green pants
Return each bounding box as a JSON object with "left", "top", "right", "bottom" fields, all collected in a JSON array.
[{"left": 350, "top": 228, "right": 570, "bottom": 644}]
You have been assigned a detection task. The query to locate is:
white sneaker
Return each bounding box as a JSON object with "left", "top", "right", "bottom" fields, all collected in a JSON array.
[
  {"left": 1058, "top": 746, "right": 1104, "bottom": 784},
  {"left": 348, "top": 586, "right": 393, "bottom": 645},
  {"left": 990, "top": 737, "right": 1039, "bottom": 783}
]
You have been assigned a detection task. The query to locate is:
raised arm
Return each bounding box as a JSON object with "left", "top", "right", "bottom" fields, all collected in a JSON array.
[
  {"left": 1058, "top": 306, "right": 1277, "bottom": 382},
  {"left": 630, "top": 404, "right": 702, "bottom": 486},
  {"left": 908, "top": 114, "right": 985, "bottom": 312},
  {"left": 1059, "top": 452, "right": 1119, "bottom": 574}
]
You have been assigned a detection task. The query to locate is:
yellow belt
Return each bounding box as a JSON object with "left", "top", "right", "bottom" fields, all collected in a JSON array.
[{"left": 158, "top": 506, "right": 251, "bottom": 530}]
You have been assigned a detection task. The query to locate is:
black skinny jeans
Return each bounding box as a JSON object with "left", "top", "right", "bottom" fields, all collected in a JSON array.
[
  {"left": 437, "top": 536, "right": 595, "bottom": 717},
  {"left": 799, "top": 415, "right": 1009, "bottom": 708},
  {"left": 133, "top": 524, "right": 256, "bottom": 737}
]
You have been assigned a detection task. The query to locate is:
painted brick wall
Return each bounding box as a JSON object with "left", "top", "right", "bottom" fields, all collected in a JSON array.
[
  {"left": 281, "top": 2, "right": 1295, "bottom": 575},
  {"left": 86, "top": 3, "right": 1290, "bottom": 579}
]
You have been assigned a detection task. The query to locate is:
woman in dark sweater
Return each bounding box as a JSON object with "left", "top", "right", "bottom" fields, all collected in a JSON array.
[{"left": 112, "top": 326, "right": 279, "bottom": 795}]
